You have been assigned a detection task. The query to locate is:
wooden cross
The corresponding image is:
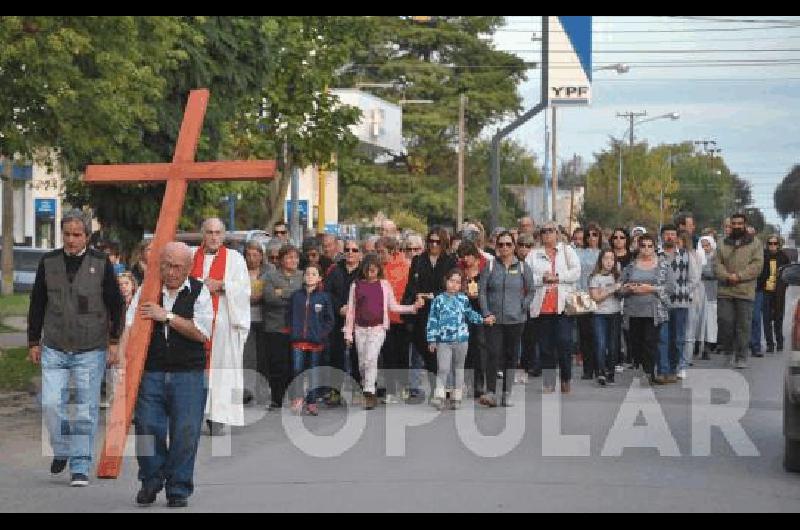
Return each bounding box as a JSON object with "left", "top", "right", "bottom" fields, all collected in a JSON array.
[{"left": 84, "top": 89, "right": 277, "bottom": 478}]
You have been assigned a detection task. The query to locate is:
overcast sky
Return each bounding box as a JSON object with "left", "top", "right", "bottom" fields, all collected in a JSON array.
[{"left": 491, "top": 16, "right": 800, "bottom": 233}]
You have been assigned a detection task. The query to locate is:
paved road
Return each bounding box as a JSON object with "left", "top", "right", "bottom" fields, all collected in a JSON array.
[{"left": 1, "top": 344, "right": 799, "bottom": 512}]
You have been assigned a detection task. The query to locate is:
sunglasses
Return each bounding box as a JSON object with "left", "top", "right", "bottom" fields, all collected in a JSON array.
[
  {"left": 427, "top": 239, "right": 441, "bottom": 245},
  {"left": 344, "top": 248, "right": 360, "bottom": 253},
  {"left": 268, "top": 255, "right": 280, "bottom": 261},
  {"left": 768, "top": 242, "right": 779, "bottom": 246},
  {"left": 497, "top": 241, "right": 514, "bottom": 248}
]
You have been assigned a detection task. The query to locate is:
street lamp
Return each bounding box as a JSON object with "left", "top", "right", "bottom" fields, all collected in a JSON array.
[
  {"left": 594, "top": 63, "right": 630, "bottom": 74},
  {"left": 615, "top": 110, "right": 680, "bottom": 207}
]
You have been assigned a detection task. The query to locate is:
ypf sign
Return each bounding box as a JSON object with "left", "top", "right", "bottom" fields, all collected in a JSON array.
[{"left": 548, "top": 16, "right": 592, "bottom": 106}]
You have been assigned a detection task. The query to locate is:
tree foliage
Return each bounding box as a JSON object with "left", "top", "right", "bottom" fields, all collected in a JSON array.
[{"left": 775, "top": 164, "right": 800, "bottom": 220}]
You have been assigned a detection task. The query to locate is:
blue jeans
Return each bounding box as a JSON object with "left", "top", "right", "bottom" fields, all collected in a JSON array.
[
  {"left": 592, "top": 313, "right": 621, "bottom": 377},
  {"left": 658, "top": 308, "right": 688, "bottom": 374},
  {"left": 750, "top": 290, "right": 764, "bottom": 353},
  {"left": 134, "top": 371, "right": 207, "bottom": 500},
  {"left": 290, "top": 349, "right": 322, "bottom": 403},
  {"left": 41, "top": 346, "right": 106, "bottom": 475}
]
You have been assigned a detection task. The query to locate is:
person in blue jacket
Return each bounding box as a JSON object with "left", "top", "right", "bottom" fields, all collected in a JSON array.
[
  {"left": 287, "top": 265, "right": 335, "bottom": 416},
  {"left": 427, "top": 269, "right": 490, "bottom": 410}
]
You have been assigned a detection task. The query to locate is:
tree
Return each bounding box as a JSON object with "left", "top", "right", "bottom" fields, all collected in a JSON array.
[
  {"left": 1, "top": 16, "right": 184, "bottom": 292},
  {"left": 775, "top": 164, "right": 800, "bottom": 220},
  {"left": 63, "top": 16, "right": 366, "bottom": 251}
]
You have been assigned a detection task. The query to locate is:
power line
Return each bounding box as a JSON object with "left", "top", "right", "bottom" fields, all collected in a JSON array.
[{"left": 500, "top": 48, "right": 800, "bottom": 54}]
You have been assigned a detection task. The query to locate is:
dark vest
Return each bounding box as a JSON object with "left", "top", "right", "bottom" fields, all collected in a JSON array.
[
  {"left": 42, "top": 250, "right": 109, "bottom": 352},
  {"left": 145, "top": 277, "right": 206, "bottom": 372}
]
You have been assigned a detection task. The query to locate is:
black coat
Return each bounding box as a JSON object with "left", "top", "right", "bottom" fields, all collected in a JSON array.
[
  {"left": 402, "top": 252, "right": 457, "bottom": 318},
  {"left": 325, "top": 260, "right": 361, "bottom": 322},
  {"left": 758, "top": 249, "right": 791, "bottom": 319}
]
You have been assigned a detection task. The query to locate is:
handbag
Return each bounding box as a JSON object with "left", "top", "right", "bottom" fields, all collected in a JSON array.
[{"left": 564, "top": 291, "right": 597, "bottom": 315}]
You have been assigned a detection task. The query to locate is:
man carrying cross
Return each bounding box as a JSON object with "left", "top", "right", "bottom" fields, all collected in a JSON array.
[{"left": 192, "top": 217, "right": 251, "bottom": 436}]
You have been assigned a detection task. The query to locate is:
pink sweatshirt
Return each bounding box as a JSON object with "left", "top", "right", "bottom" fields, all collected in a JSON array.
[{"left": 343, "top": 279, "right": 416, "bottom": 342}]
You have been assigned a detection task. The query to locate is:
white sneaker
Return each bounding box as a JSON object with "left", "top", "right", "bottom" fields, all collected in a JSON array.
[
  {"left": 677, "top": 369, "right": 687, "bottom": 380},
  {"left": 615, "top": 365, "right": 624, "bottom": 373},
  {"left": 383, "top": 394, "right": 401, "bottom": 405},
  {"left": 520, "top": 371, "right": 528, "bottom": 384}
]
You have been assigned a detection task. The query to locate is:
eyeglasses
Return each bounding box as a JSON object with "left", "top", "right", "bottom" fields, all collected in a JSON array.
[
  {"left": 541, "top": 228, "right": 556, "bottom": 234},
  {"left": 497, "top": 241, "right": 514, "bottom": 248},
  {"left": 344, "top": 248, "right": 360, "bottom": 253},
  {"left": 427, "top": 239, "right": 441, "bottom": 245},
  {"left": 768, "top": 241, "right": 779, "bottom": 246}
]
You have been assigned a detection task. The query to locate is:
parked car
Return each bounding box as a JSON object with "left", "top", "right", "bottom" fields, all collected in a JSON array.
[
  {"left": 782, "top": 261, "right": 800, "bottom": 471},
  {"left": 0, "top": 246, "right": 50, "bottom": 293}
]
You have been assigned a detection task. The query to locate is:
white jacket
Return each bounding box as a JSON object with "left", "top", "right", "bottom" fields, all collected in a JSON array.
[{"left": 525, "top": 243, "right": 581, "bottom": 318}]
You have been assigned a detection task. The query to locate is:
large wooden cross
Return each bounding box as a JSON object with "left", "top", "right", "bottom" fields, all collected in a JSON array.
[{"left": 84, "top": 89, "right": 277, "bottom": 478}]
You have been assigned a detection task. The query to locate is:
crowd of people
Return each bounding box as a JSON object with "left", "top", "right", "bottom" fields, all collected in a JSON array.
[{"left": 26, "top": 208, "right": 793, "bottom": 507}]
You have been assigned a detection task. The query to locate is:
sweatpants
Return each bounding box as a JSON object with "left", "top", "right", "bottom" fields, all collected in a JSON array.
[{"left": 434, "top": 342, "right": 469, "bottom": 399}]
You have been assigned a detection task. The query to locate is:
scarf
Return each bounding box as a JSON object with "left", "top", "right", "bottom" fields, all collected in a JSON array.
[{"left": 190, "top": 245, "right": 228, "bottom": 368}]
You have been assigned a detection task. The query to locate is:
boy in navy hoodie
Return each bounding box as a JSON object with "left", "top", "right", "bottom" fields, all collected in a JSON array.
[{"left": 287, "top": 265, "right": 335, "bottom": 415}]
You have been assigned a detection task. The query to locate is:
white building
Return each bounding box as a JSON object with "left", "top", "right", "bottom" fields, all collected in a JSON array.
[
  {"left": 0, "top": 160, "right": 64, "bottom": 249},
  {"left": 284, "top": 90, "right": 403, "bottom": 235}
]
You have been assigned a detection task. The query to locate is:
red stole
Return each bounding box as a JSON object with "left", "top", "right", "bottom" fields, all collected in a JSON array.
[{"left": 190, "top": 245, "right": 228, "bottom": 368}]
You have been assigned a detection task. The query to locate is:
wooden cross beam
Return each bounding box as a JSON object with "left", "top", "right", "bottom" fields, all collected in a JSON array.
[{"left": 84, "top": 89, "right": 277, "bottom": 478}]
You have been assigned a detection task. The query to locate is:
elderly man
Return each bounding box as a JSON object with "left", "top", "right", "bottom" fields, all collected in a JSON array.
[
  {"left": 381, "top": 219, "right": 399, "bottom": 240},
  {"left": 321, "top": 233, "right": 342, "bottom": 268},
  {"left": 518, "top": 216, "right": 536, "bottom": 237},
  {"left": 28, "top": 210, "right": 124, "bottom": 487},
  {"left": 127, "top": 242, "right": 214, "bottom": 508},
  {"left": 190, "top": 218, "right": 250, "bottom": 435}
]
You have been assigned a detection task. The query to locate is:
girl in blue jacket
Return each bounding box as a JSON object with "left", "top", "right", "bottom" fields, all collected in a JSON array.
[
  {"left": 427, "top": 269, "right": 489, "bottom": 410},
  {"left": 287, "top": 265, "right": 334, "bottom": 415}
]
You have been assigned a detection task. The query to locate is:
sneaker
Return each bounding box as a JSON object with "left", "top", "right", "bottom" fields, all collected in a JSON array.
[
  {"left": 136, "top": 483, "right": 161, "bottom": 506},
  {"left": 430, "top": 397, "right": 445, "bottom": 410},
  {"left": 615, "top": 365, "right": 624, "bottom": 373},
  {"left": 497, "top": 371, "right": 504, "bottom": 379},
  {"left": 520, "top": 371, "right": 529, "bottom": 385},
  {"left": 50, "top": 458, "right": 68, "bottom": 475},
  {"left": 677, "top": 369, "right": 687, "bottom": 380},
  {"left": 735, "top": 360, "right": 749, "bottom": 370},
  {"left": 305, "top": 403, "right": 318, "bottom": 416},
  {"left": 70, "top": 473, "right": 89, "bottom": 487},
  {"left": 560, "top": 381, "right": 571, "bottom": 394},
  {"left": 480, "top": 393, "right": 498, "bottom": 407},
  {"left": 598, "top": 375, "right": 606, "bottom": 387},
  {"left": 290, "top": 398, "right": 304, "bottom": 415},
  {"left": 752, "top": 351, "right": 764, "bottom": 358}
]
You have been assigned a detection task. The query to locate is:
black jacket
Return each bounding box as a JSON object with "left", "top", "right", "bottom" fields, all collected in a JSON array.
[
  {"left": 402, "top": 252, "right": 458, "bottom": 317},
  {"left": 325, "top": 261, "right": 361, "bottom": 323},
  {"left": 757, "top": 250, "right": 790, "bottom": 291}
]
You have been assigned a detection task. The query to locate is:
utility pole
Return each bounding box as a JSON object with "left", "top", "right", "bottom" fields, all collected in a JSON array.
[
  {"left": 457, "top": 93, "right": 467, "bottom": 230},
  {"left": 551, "top": 106, "right": 558, "bottom": 223},
  {"left": 543, "top": 109, "right": 550, "bottom": 222},
  {"left": 617, "top": 111, "right": 646, "bottom": 148},
  {"left": 490, "top": 15, "right": 548, "bottom": 232},
  {"left": 617, "top": 142, "right": 623, "bottom": 208},
  {"left": 317, "top": 165, "right": 326, "bottom": 234},
  {"left": 1, "top": 157, "right": 14, "bottom": 296}
]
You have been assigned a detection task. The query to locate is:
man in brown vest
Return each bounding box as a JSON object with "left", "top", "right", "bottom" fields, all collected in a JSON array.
[{"left": 28, "top": 209, "right": 124, "bottom": 487}]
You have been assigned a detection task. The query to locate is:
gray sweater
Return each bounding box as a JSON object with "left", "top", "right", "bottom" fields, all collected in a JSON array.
[
  {"left": 261, "top": 268, "right": 304, "bottom": 333},
  {"left": 479, "top": 257, "right": 536, "bottom": 325}
]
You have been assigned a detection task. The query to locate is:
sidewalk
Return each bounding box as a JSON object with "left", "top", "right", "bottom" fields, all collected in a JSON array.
[{"left": 0, "top": 316, "right": 27, "bottom": 350}]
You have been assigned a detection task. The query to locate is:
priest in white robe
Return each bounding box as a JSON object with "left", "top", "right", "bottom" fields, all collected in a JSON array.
[{"left": 191, "top": 218, "right": 250, "bottom": 434}]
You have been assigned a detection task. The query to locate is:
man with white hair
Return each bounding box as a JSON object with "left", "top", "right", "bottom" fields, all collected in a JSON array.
[
  {"left": 381, "top": 219, "right": 399, "bottom": 240},
  {"left": 124, "top": 242, "right": 214, "bottom": 508},
  {"left": 190, "top": 218, "right": 251, "bottom": 436}
]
